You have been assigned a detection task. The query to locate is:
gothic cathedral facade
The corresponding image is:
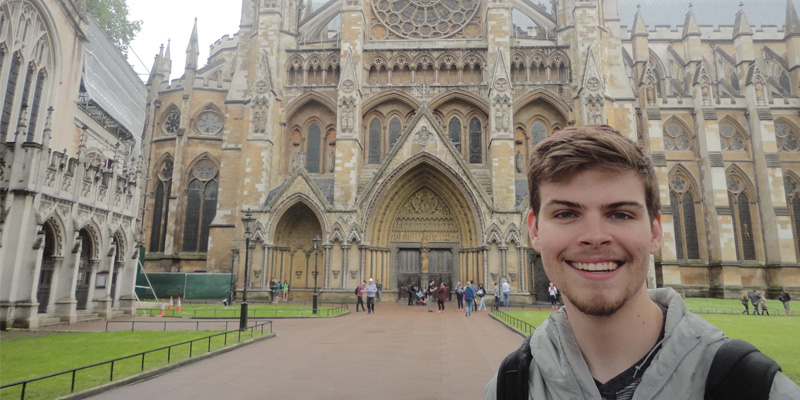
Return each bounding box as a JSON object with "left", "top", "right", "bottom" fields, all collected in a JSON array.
[{"left": 142, "top": 0, "right": 800, "bottom": 303}]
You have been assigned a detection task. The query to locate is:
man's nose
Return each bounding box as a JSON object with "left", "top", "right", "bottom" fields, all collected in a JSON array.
[{"left": 578, "top": 214, "right": 612, "bottom": 246}]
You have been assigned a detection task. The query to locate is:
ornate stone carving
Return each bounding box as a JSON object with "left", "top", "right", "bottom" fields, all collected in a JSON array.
[
  {"left": 350, "top": 270, "right": 358, "bottom": 279},
  {"left": 339, "top": 97, "right": 356, "bottom": 133},
  {"left": 515, "top": 150, "right": 524, "bottom": 173},
  {"left": 292, "top": 150, "right": 306, "bottom": 172},
  {"left": 332, "top": 270, "right": 340, "bottom": 279},
  {"left": 369, "top": 0, "right": 482, "bottom": 40},
  {"left": 414, "top": 126, "right": 432, "bottom": 147},
  {"left": 390, "top": 188, "right": 459, "bottom": 242},
  {"left": 494, "top": 78, "right": 509, "bottom": 92}
]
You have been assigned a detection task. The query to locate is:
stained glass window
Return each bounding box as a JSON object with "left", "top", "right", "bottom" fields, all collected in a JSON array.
[
  {"left": 448, "top": 117, "right": 461, "bottom": 152},
  {"left": 182, "top": 160, "right": 218, "bottom": 253},
  {"left": 663, "top": 122, "right": 692, "bottom": 151},
  {"left": 150, "top": 159, "right": 173, "bottom": 252},
  {"left": 469, "top": 117, "right": 482, "bottom": 163},
  {"left": 27, "top": 69, "right": 44, "bottom": 141},
  {"left": 775, "top": 122, "right": 799, "bottom": 152},
  {"left": 669, "top": 174, "right": 701, "bottom": 260},
  {"left": 683, "top": 192, "right": 700, "bottom": 259},
  {"left": 389, "top": 117, "right": 401, "bottom": 150},
  {"left": 369, "top": 118, "right": 382, "bottom": 164},
  {"left": 729, "top": 187, "right": 757, "bottom": 261},
  {"left": 780, "top": 71, "right": 791, "bottom": 94},
  {"left": 306, "top": 123, "right": 321, "bottom": 172},
  {"left": 1, "top": 52, "right": 21, "bottom": 140},
  {"left": 730, "top": 71, "right": 739, "bottom": 92},
  {"left": 719, "top": 123, "right": 746, "bottom": 151},
  {"left": 531, "top": 121, "right": 546, "bottom": 147},
  {"left": 785, "top": 177, "right": 800, "bottom": 256},
  {"left": 670, "top": 192, "right": 685, "bottom": 260}
]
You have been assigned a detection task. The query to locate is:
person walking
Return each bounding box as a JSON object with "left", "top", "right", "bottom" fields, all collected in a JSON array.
[
  {"left": 376, "top": 279, "right": 383, "bottom": 303},
  {"left": 779, "top": 289, "right": 792, "bottom": 316},
  {"left": 477, "top": 283, "right": 487, "bottom": 311},
  {"left": 407, "top": 281, "right": 417, "bottom": 306},
  {"left": 437, "top": 282, "right": 447, "bottom": 313},
  {"left": 748, "top": 290, "right": 762, "bottom": 315},
  {"left": 501, "top": 280, "right": 511, "bottom": 311},
  {"left": 740, "top": 290, "right": 750, "bottom": 314},
  {"left": 493, "top": 282, "right": 500, "bottom": 311},
  {"left": 282, "top": 280, "right": 289, "bottom": 302},
  {"left": 464, "top": 280, "right": 476, "bottom": 317},
  {"left": 365, "top": 279, "right": 378, "bottom": 314},
  {"left": 759, "top": 291, "right": 769, "bottom": 316},
  {"left": 455, "top": 282, "right": 464, "bottom": 311},
  {"left": 426, "top": 279, "right": 436, "bottom": 313},
  {"left": 355, "top": 280, "right": 366, "bottom": 312},
  {"left": 548, "top": 282, "right": 558, "bottom": 309}
]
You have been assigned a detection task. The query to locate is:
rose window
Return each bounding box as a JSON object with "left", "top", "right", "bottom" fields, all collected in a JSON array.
[
  {"left": 196, "top": 111, "right": 223, "bottom": 135},
  {"left": 370, "top": 0, "right": 481, "bottom": 39},
  {"left": 164, "top": 111, "right": 180, "bottom": 135},
  {"left": 663, "top": 122, "right": 692, "bottom": 151},
  {"left": 720, "top": 123, "right": 746, "bottom": 151},
  {"left": 775, "top": 122, "right": 799, "bottom": 152}
]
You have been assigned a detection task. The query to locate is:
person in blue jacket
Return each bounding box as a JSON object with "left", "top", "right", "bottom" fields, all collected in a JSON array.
[{"left": 464, "top": 280, "right": 476, "bottom": 317}]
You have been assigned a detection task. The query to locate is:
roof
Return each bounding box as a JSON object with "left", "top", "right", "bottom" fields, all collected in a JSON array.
[{"left": 618, "top": 0, "right": 800, "bottom": 30}]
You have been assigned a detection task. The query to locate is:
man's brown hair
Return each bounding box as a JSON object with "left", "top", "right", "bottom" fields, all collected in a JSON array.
[{"left": 527, "top": 125, "right": 660, "bottom": 220}]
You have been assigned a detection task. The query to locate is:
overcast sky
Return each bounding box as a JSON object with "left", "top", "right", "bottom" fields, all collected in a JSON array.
[{"left": 127, "top": 1, "right": 243, "bottom": 82}]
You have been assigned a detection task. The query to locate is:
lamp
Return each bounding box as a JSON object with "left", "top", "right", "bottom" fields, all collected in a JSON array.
[
  {"left": 312, "top": 234, "right": 322, "bottom": 315},
  {"left": 239, "top": 209, "right": 256, "bottom": 331}
]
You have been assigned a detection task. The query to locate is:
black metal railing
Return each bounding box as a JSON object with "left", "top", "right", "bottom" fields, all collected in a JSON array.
[
  {"left": 105, "top": 320, "right": 267, "bottom": 332},
  {"left": 0, "top": 321, "right": 272, "bottom": 400},
  {"left": 138, "top": 304, "right": 349, "bottom": 318},
  {"left": 686, "top": 307, "right": 797, "bottom": 317},
  {"left": 491, "top": 310, "right": 536, "bottom": 335}
]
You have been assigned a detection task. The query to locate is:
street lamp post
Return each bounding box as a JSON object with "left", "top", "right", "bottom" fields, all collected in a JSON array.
[
  {"left": 312, "top": 234, "right": 321, "bottom": 315},
  {"left": 240, "top": 209, "right": 256, "bottom": 331}
]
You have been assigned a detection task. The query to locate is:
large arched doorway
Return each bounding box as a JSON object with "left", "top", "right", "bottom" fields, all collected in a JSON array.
[
  {"left": 271, "top": 202, "right": 323, "bottom": 296},
  {"left": 110, "top": 234, "right": 124, "bottom": 307},
  {"left": 366, "top": 161, "right": 482, "bottom": 302},
  {"left": 37, "top": 221, "right": 58, "bottom": 314},
  {"left": 76, "top": 229, "right": 94, "bottom": 310}
]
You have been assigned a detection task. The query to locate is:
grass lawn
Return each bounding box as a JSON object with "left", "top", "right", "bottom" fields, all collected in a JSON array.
[
  {"left": 683, "top": 297, "right": 789, "bottom": 315},
  {"left": 139, "top": 303, "right": 348, "bottom": 318},
  {"left": 0, "top": 329, "right": 267, "bottom": 400},
  {"left": 498, "top": 309, "right": 800, "bottom": 384}
]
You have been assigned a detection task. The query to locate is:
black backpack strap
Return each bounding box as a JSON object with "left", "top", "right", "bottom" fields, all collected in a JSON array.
[
  {"left": 705, "top": 339, "right": 781, "bottom": 400},
  {"left": 497, "top": 333, "right": 534, "bottom": 400}
]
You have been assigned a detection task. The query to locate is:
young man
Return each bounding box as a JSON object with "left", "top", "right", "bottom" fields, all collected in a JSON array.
[
  {"left": 484, "top": 126, "right": 799, "bottom": 399},
  {"left": 355, "top": 280, "right": 366, "bottom": 312},
  {"left": 365, "top": 278, "right": 378, "bottom": 314},
  {"left": 779, "top": 288, "right": 792, "bottom": 317}
]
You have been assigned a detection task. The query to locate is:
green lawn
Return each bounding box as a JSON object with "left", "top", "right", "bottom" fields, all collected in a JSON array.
[
  {"left": 498, "top": 310, "right": 800, "bottom": 384},
  {"left": 139, "top": 303, "right": 348, "bottom": 318},
  {"left": 683, "top": 297, "right": 789, "bottom": 315},
  {"left": 0, "top": 329, "right": 268, "bottom": 400}
]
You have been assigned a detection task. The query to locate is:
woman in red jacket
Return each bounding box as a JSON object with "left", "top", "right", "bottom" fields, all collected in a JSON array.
[{"left": 437, "top": 282, "right": 448, "bottom": 313}]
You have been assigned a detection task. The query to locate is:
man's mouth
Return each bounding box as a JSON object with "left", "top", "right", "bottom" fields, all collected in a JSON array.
[{"left": 567, "top": 261, "right": 622, "bottom": 272}]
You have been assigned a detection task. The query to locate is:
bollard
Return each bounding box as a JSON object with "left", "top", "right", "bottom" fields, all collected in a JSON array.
[
  {"left": 168, "top": 296, "right": 174, "bottom": 310},
  {"left": 159, "top": 300, "right": 165, "bottom": 316},
  {"left": 177, "top": 296, "right": 182, "bottom": 312}
]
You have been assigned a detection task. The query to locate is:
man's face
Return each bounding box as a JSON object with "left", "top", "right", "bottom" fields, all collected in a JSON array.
[{"left": 527, "top": 169, "right": 662, "bottom": 317}]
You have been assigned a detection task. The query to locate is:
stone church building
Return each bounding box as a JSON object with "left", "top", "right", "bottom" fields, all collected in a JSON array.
[{"left": 140, "top": 0, "right": 800, "bottom": 303}]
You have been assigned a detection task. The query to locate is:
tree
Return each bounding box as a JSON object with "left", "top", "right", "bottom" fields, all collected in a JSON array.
[{"left": 86, "top": 0, "right": 142, "bottom": 52}]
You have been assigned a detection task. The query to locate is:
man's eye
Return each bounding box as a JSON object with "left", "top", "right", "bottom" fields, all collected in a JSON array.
[
  {"left": 554, "top": 211, "right": 575, "bottom": 219},
  {"left": 609, "top": 212, "right": 633, "bottom": 220}
]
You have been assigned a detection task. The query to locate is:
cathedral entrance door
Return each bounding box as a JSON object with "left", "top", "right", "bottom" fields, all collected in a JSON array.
[
  {"left": 529, "top": 250, "right": 549, "bottom": 302},
  {"left": 427, "top": 248, "right": 454, "bottom": 300},
  {"left": 396, "top": 249, "right": 421, "bottom": 302}
]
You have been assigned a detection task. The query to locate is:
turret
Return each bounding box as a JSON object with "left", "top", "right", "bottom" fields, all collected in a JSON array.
[
  {"left": 682, "top": 4, "right": 702, "bottom": 63},
  {"left": 185, "top": 18, "right": 199, "bottom": 72},
  {"left": 785, "top": 0, "right": 800, "bottom": 91}
]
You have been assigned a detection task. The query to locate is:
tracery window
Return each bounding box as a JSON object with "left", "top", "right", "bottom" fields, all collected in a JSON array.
[
  {"left": 195, "top": 110, "right": 223, "bottom": 135},
  {"left": 719, "top": 122, "right": 747, "bottom": 152},
  {"left": 775, "top": 121, "right": 800, "bottom": 152},
  {"left": 306, "top": 123, "right": 322, "bottom": 172},
  {"left": 448, "top": 117, "right": 462, "bottom": 152},
  {"left": 150, "top": 158, "right": 173, "bottom": 252},
  {"left": 784, "top": 177, "right": 800, "bottom": 257},
  {"left": 663, "top": 122, "right": 693, "bottom": 151},
  {"left": 368, "top": 118, "right": 382, "bottom": 164},
  {"left": 182, "top": 158, "right": 218, "bottom": 253},
  {"left": 163, "top": 110, "right": 180, "bottom": 135},
  {"left": 468, "top": 117, "right": 482, "bottom": 163},
  {"left": 369, "top": 0, "right": 481, "bottom": 40},
  {"left": 727, "top": 175, "right": 757, "bottom": 261},
  {"left": 669, "top": 173, "right": 700, "bottom": 260},
  {"left": 730, "top": 71, "right": 740, "bottom": 92},
  {"left": 27, "top": 69, "right": 45, "bottom": 140},
  {"left": 389, "top": 117, "right": 402, "bottom": 151},
  {"left": 0, "top": 51, "right": 21, "bottom": 141},
  {"left": 531, "top": 121, "right": 546, "bottom": 147},
  {"left": 779, "top": 71, "right": 791, "bottom": 94}
]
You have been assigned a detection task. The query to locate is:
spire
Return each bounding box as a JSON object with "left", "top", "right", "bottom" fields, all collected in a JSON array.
[
  {"left": 147, "top": 44, "right": 164, "bottom": 85},
  {"left": 632, "top": 4, "right": 648, "bottom": 37},
  {"left": 733, "top": 3, "right": 753, "bottom": 38},
  {"left": 162, "top": 39, "right": 172, "bottom": 76},
  {"left": 185, "top": 18, "right": 199, "bottom": 71},
  {"left": 304, "top": 0, "right": 314, "bottom": 20},
  {"left": 682, "top": 3, "right": 701, "bottom": 38},
  {"left": 786, "top": 0, "right": 800, "bottom": 38}
]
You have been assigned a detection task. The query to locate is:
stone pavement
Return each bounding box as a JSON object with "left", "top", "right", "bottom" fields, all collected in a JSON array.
[{"left": 84, "top": 302, "right": 523, "bottom": 400}]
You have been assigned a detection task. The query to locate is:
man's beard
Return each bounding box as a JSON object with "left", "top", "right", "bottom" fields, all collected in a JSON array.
[{"left": 563, "top": 287, "right": 632, "bottom": 317}]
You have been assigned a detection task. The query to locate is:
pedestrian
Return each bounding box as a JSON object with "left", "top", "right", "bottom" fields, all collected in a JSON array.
[
  {"left": 779, "top": 288, "right": 792, "bottom": 317},
  {"left": 376, "top": 279, "right": 382, "bottom": 302},
  {"left": 493, "top": 282, "right": 500, "bottom": 311},
  {"left": 282, "top": 280, "right": 289, "bottom": 301},
  {"left": 464, "top": 280, "right": 476, "bottom": 317},
  {"left": 548, "top": 282, "right": 558, "bottom": 309},
  {"left": 426, "top": 279, "right": 436, "bottom": 313},
  {"left": 268, "top": 278, "right": 276, "bottom": 303},
  {"left": 273, "top": 280, "right": 281, "bottom": 303},
  {"left": 355, "top": 280, "right": 366, "bottom": 312},
  {"left": 759, "top": 291, "right": 769, "bottom": 316},
  {"left": 472, "top": 281, "right": 479, "bottom": 310},
  {"left": 407, "top": 281, "right": 417, "bottom": 306},
  {"left": 749, "top": 290, "right": 762, "bottom": 315},
  {"left": 477, "top": 283, "right": 487, "bottom": 311},
  {"left": 501, "top": 279, "right": 511, "bottom": 311},
  {"left": 365, "top": 278, "right": 378, "bottom": 314},
  {"left": 740, "top": 290, "right": 750, "bottom": 315},
  {"left": 484, "top": 125, "right": 800, "bottom": 399},
  {"left": 455, "top": 281, "right": 464, "bottom": 311},
  {"left": 437, "top": 282, "right": 447, "bottom": 313}
]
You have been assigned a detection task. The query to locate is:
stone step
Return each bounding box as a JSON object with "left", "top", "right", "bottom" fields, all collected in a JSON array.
[
  {"left": 37, "top": 316, "right": 64, "bottom": 327},
  {"left": 75, "top": 312, "right": 101, "bottom": 323}
]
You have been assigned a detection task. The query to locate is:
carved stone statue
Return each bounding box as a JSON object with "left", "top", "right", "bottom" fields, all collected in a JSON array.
[
  {"left": 515, "top": 150, "right": 524, "bottom": 173},
  {"left": 292, "top": 150, "right": 306, "bottom": 171},
  {"left": 702, "top": 84, "right": 711, "bottom": 105},
  {"left": 327, "top": 149, "right": 335, "bottom": 173},
  {"left": 755, "top": 82, "right": 764, "bottom": 105}
]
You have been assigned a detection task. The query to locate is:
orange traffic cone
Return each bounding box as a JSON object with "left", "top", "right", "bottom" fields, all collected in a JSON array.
[
  {"left": 177, "top": 297, "right": 182, "bottom": 312},
  {"left": 168, "top": 296, "right": 173, "bottom": 310},
  {"left": 159, "top": 300, "right": 165, "bottom": 316}
]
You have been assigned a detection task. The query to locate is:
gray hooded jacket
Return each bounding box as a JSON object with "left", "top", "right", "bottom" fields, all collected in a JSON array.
[{"left": 484, "top": 288, "right": 799, "bottom": 399}]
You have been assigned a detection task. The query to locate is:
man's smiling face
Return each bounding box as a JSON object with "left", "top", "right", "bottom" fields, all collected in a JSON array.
[{"left": 527, "top": 168, "right": 662, "bottom": 317}]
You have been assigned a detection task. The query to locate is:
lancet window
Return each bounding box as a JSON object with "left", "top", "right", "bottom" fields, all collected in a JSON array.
[
  {"left": 182, "top": 158, "right": 219, "bottom": 253},
  {"left": 150, "top": 158, "right": 173, "bottom": 252},
  {"left": 727, "top": 174, "right": 757, "bottom": 261},
  {"left": 669, "top": 172, "right": 700, "bottom": 260},
  {"left": 785, "top": 176, "right": 800, "bottom": 257}
]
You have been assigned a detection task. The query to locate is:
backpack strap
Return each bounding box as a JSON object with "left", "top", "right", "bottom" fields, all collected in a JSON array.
[
  {"left": 705, "top": 339, "right": 781, "bottom": 400},
  {"left": 497, "top": 333, "right": 535, "bottom": 400}
]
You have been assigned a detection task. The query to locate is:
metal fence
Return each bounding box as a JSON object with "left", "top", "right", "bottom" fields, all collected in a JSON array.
[
  {"left": 491, "top": 311, "right": 536, "bottom": 335},
  {"left": 139, "top": 304, "right": 349, "bottom": 318},
  {"left": 0, "top": 321, "right": 272, "bottom": 400},
  {"left": 105, "top": 320, "right": 266, "bottom": 332}
]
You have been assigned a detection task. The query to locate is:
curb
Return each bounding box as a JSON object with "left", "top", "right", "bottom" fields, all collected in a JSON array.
[
  {"left": 488, "top": 313, "right": 527, "bottom": 338},
  {"left": 57, "top": 332, "right": 276, "bottom": 400}
]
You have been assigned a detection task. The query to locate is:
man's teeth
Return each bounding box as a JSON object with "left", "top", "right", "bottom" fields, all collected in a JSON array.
[{"left": 572, "top": 262, "right": 618, "bottom": 272}]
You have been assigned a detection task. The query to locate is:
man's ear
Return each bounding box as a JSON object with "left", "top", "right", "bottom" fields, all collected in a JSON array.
[
  {"left": 527, "top": 211, "right": 541, "bottom": 252},
  {"left": 649, "top": 214, "right": 663, "bottom": 255}
]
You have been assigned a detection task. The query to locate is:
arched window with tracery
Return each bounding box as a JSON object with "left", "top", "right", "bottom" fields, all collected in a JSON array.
[
  {"left": 669, "top": 173, "right": 700, "bottom": 260},
  {"left": 389, "top": 117, "right": 402, "bottom": 151},
  {"left": 727, "top": 174, "right": 757, "bottom": 261},
  {"left": 306, "top": 123, "right": 322, "bottom": 172},
  {"left": 469, "top": 117, "right": 482, "bottom": 163},
  {"left": 719, "top": 122, "right": 747, "bottom": 152},
  {"left": 531, "top": 121, "right": 546, "bottom": 147},
  {"left": 775, "top": 121, "right": 800, "bottom": 152},
  {"left": 0, "top": 51, "right": 21, "bottom": 141},
  {"left": 150, "top": 158, "right": 173, "bottom": 252},
  {"left": 182, "top": 158, "right": 219, "bottom": 253},
  {"left": 663, "top": 121, "right": 693, "bottom": 151},
  {"left": 448, "top": 117, "right": 462, "bottom": 152},
  {"left": 779, "top": 70, "right": 791, "bottom": 94},
  {"left": 368, "top": 118, "right": 382, "bottom": 164},
  {"left": 784, "top": 176, "right": 800, "bottom": 257}
]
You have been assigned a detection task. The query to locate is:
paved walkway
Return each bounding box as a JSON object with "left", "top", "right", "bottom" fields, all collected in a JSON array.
[{"left": 83, "top": 302, "right": 522, "bottom": 400}]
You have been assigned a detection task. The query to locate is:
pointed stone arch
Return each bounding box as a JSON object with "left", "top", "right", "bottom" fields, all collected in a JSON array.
[
  {"left": 267, "top": 194, "right": 328, "bottom": 245},
  {"left": 428, "top": 89, "right": 491, "bottom": 115},
  {"left": 506, "top": 224, "right": 521, "bottom": 245},
  {"left": 486, "top": 223, "right": 503, "bottom": 245},
  {"left": 512, "top": 88, "right": 572, "bottom": 117},
  {"left": 662, "top": 115, "right": 697, "bottom": 153},
  {"left": 360, "top": 89, "right": 420, "bottom": 115},
  {"left": 284, "top": 90, "right": 338, "bottom": 118}
]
